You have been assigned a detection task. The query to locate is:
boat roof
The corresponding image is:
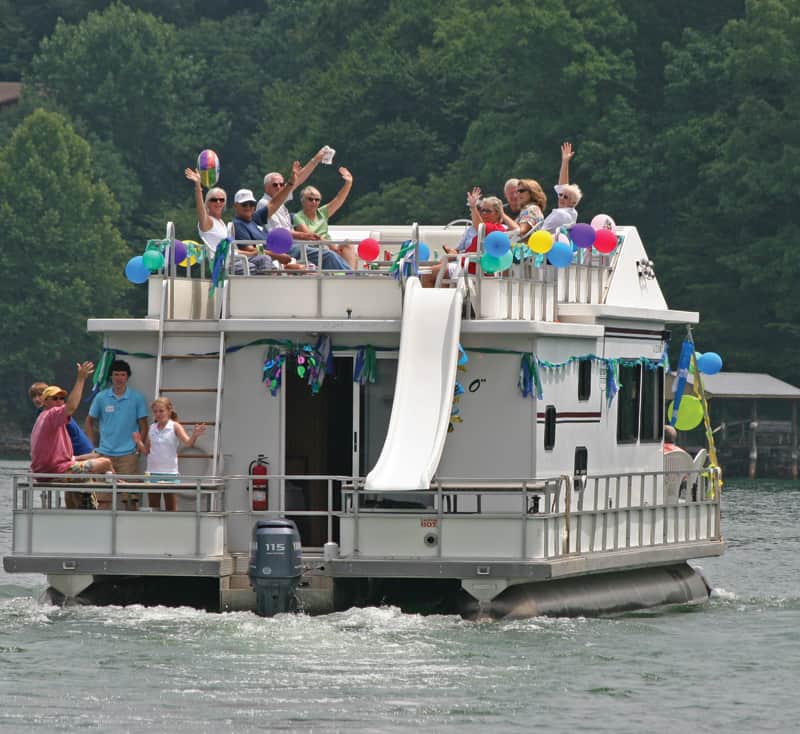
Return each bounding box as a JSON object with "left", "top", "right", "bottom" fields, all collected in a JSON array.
[{"left": 676, "top": 371, "right": 800, "bottom": 400}]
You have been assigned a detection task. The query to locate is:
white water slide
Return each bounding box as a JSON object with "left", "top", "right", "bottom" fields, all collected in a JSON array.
[{"left": 365, "top": 277, "right": 464, "bottom": 491}]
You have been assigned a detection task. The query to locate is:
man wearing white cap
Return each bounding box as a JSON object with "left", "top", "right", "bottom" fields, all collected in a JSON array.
[
  {"left": 231, "top": 188, "right": 278, "bottom": 274},
  {"left": 30, "top": 361, "right": 114, "bottom": 508}
]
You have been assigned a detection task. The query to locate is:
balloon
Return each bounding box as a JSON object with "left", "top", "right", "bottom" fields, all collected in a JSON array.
[
  {"left": 527, "top": 230, "right": 554, "bottom": 254},
  {"left": 696, "top": 351, "right": 723, "bottom": 375},
  {"left": 570, "top": 223, "right": 596, "bottom": 249},
  {"left": 667, "top": 395, "right": 705, "bottom": 431},
  {"left": 590, "top": 213, "right": 616, "bottom": 231},
  {"left": 480, "top": 250, "right": 512, "bottom": 273},
  {"left": 197, "top": 149, "right": 220, "bottom": 188},
  {"left": 172, "top": 240, "right": 187, "bottom": 266},
  {"left": 357, "top": 237, "right": 380, "bottom": 262},
  {"left": 416, "top": 241, "right": 431, "bottom": 261},
  {"left": 593, "top": 228, "right": 618, "bottom": 254},
  {"left": 178, "top": 240, "right": 201, "bottom": 267},
  {"left": 142, "top": 248, "right": 164, "bottom": 271},
  {"left": 547, "top": 240, "right": 573, "bottom": 268},
  {"left": 125, "top": 256, "right": 150, "bottom": 284},
  {"left": 484, "top": 230, "right": 511, "bottom": 258},
  {"left": 266, "top": 227, "right": 293, "bottom": 254}
]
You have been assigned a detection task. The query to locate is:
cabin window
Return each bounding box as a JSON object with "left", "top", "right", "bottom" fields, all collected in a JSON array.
[
  {"left": 578, "top": 360, "right": 591, "bottom": 401},
  {"left": 544, "top": 405, "right": 557, "bottom": 450},
  {"left": 616, "top": 365, "right": 641, "bottom": 443},
  {"left": 640, "top": 367, "right": 664, "bottom": 442},
  {"left": 616, "top": 364, "right": 664, "bottom": 443},
  {"left": 574, "top": 446, "right": 588, "bottom": 491}
]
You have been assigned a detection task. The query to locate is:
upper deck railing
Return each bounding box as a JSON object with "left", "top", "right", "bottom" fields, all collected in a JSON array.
[{"left": 145, "top": 222, "right": 620, "bottom": 322}]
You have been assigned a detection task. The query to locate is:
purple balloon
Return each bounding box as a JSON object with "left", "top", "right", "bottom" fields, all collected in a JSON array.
[
  {"left": 266, "top": 227, "right": 293, "bottom": 255},
  {"left": 172, "top": 240, "right": 188, "bottom": 266},
  {"left": 570, "top": 223, "right": 596, "bottom": 249}
]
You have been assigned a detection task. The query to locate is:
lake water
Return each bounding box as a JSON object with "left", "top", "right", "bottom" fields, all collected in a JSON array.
[{"left": 1, "top": 458, "right": 799, "bottom": 733}]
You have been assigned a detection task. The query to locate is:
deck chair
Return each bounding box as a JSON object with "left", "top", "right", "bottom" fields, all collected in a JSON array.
[
  {"left": 664, "top": 448, "right": 693, "bottom": 504},
  {"left": 688, "top": 448, "right": 709, "bottom": 501}
]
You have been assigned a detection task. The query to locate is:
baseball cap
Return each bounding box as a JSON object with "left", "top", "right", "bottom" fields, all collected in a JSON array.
[
  {"left": 42, "top": 386, "right": 68, "bottom": 399},
  {"left": 234, "top": 188, "right": 257, "bottom": 204}
]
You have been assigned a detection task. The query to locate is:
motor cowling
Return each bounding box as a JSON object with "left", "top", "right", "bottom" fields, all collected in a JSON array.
[
  {"left": 248, "top": 519, "right": 302, "bottom": 617},
  {"left": 248, "top": 455, "right": 269, "bottom": 511}
]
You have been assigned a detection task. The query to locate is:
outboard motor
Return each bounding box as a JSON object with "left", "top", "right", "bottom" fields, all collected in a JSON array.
[{"left": 248, "top": 519, "right": 302, "bottom": 617}]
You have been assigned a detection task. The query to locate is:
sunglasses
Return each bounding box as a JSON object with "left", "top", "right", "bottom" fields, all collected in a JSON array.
[
  {"left": 517, "top": 188, "right": 530, "bottom": 194},
  {"left": 270, "top": 181, "right": 287, "bottom": 187},
  {"left": 305, "top": 196, "right": 321, "bottom": 202},
  {"left": 208, "top": 197, "right": 225, "bottom": 203},
  {"left": 48, "top": 396, "right": 66, "bottom": 401},
  {"left": 238, "top": 201, "right": 256, "bottom": 208},
  {"left": 557, "top": 192, "right": 570, "bottom": 199},
  {"left": 478, "top": 208, "right": 495, "bottom": 214}
]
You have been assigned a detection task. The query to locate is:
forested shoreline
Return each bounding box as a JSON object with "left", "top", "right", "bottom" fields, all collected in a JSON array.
[{"left": 1, "top": 0, "right": 798, "bottom": 438}]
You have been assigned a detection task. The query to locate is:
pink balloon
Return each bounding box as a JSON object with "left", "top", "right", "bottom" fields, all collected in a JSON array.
[
  {"left": 590, "top": 213, "right": 616, "bottom": 231},
  {"left": 594, "top": 228, "right": 618, "bottom": 254},
  {"left": 358, "top": 237, "right": 380, "bottom": 262}
]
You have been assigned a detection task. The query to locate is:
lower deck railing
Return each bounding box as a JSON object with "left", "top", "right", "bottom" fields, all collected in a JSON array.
[{"left": 6, "top": 468, "right": 721, "bottom": 565}]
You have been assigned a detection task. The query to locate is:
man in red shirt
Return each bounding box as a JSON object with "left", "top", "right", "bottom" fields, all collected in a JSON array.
[{"left": 31, "top": 361, "right": 113, "bottom": 508}]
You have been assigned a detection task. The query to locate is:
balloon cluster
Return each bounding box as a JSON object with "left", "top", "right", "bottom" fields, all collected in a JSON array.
[
  {"left": 524, "top": 213, "right": 619, "bottom": 269},
  {"left": 480, "top": 231, "right": 512, "bottom": 273},
  {"left": 667, "top": 395, "right": 705, "bottom": 431},
  {"left": 124, "top": 239, "right": 205, "bottom": 284}
]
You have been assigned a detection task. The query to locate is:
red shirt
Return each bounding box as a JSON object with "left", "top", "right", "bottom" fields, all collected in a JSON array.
[{"left": 31, "top": 405, "right": 73, "bottom": 474}]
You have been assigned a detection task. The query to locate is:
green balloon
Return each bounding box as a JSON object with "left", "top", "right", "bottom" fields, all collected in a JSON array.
[
  {"left": 142, "top": 248, "right": 164, "bottom": 271},
  {"left": 480, "top": 250, "right": 513, "bottom": 274},
  {"left": 667, "top": 395, "right": 704, "bottom": 431}
]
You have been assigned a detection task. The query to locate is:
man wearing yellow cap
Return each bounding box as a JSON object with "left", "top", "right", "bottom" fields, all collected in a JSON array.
[{"left": 30, "top": 361, "right": 114, "bottom": 508}]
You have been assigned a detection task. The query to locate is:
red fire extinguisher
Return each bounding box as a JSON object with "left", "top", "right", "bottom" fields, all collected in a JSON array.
[{"left": 249, "top": 455, "right": 269, "bottom": 511}]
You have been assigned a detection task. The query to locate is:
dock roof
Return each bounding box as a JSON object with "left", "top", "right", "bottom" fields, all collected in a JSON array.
[{"left": 676, "top": 371, "right": 800, "bottom": 400}]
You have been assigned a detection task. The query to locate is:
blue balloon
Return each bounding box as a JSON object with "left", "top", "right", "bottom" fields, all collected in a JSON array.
[
  {"left": 547, "top": 240, "right": 573, "bottom": 268},
  {"left": 484, "top": 230, "right": 511, "bottom": 258},
  {"left": 416, "top": 241, "right": 431, "bottom": 261},
  {"left": 697, "top": 351, "right": 723, "bottom": 375},
  {"left": 125, "top": 255, "right": 150, "bottom": 284}
]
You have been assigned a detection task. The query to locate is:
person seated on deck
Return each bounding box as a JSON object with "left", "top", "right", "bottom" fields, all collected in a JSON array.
[
  {"left": 293, "top": 167, "right": 358, "bottom": 269},
  {"left": 503, "top": 178, "right": 521, "bottom": 220},
  {"left": 513, "top": 178, "right": 547, "bottom": 238},
  {"left": 185, "top": 168, "right": 228, "bottom": 258},
  {"left": 421, "top": 190, "right": 510, "bottom": 287},
  {"left": 531, "top": 142, "right": 582, "bottom": 235},
  {"left": 254, "top": 159, "right": 350, "bottom": 271},
  {"left": 232, "top": 188, "right": 305, "bottom": 273},
  {"left": 30, "top": 381, "right": 97, "bottom": 460},
  {"left": 30, "top": 363, "right": 114, "bottom": 509}
]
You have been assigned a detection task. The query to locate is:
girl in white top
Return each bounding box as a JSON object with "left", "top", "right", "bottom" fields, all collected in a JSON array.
[{"left": 133, "top": 397, "right": 205, "bottom": 511}]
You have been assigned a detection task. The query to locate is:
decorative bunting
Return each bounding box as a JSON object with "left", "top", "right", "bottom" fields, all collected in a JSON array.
[
  {"left": 209, "top": 238, "right": 230, "bottom": 295},
  {"left": 354, "top": 345, "right": 378, "bottom": 385}
]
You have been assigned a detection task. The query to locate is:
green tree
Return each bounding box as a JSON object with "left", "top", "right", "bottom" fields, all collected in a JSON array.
[
  {"left": 0, "top": 109, "right": 130, "bottom": 426},
  {"left": 25, "top": 2, "right": 227, "bottom": 209}
]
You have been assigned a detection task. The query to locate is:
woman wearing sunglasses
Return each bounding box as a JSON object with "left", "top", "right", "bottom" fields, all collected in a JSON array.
[
  {"left": 185, "top": 167, "right": 227, "bottom": 257},
  {"left": 532, "top": 142, "right": 582, "bottom": 234},
  {"left": 294, "top": 167, "right": 357, "bottom": 268},
  {"left": 514, "top": 178, "right": 547, "bottom": 238}
]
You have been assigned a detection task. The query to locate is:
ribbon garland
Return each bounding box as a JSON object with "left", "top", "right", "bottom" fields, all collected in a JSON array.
[
  {"left": 101, "top": 341, "right": 668, "bottom": 405},
  {"left": 209, "top": 238, "right": 231, "bottom": 295},
  {"left": 449, "top": 344, "right": 469, "bottom": 432},
  {"left": 390, "top": 240, "right": 420, "bottom": 279},
  {"left": 354, "top": 346, "right": 378, "bottom": 385}
]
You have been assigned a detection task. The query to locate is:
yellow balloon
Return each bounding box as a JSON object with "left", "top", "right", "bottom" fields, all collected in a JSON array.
[
  {"left": 528, "top": 230, "right": 554, "bottom": 254},
  {"left": 667, "top": 395, "right": 704, "bottom": 431}
]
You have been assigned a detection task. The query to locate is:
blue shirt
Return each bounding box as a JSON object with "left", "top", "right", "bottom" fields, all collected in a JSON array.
[
  {"left": 88, "top": 386, "right": 148, "bottom": 456},
  {"left": 66, "top": 417, "right": 94, "bottom": 455}
]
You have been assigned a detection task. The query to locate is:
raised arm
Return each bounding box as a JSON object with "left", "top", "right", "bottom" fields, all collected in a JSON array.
[
  {"left": 467, "top": 187, "right": 483, "bottom": 229},
  {"left": 324, "top": 167, "right": 353, "bottom": 218},
  {"left": 559, "top": 142, "right": 574, "bottom": 185},
  {"left": 185, "top": 168, "right": 213, "bottom": 234},
  {"left": 293, "top": 148, "right": 326, "bottom": 187},
  {"left": 175, "top": 421, "right": 206, "bottom": 447},
  {"left": 66, "top": 361, "right": 94, "bottom": 417}
]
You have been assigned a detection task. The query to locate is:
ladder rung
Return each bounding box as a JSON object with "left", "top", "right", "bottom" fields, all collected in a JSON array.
[
  {"left": 161, "top": 354, "right": 218, "bottom": 360},
  {"left": 182, "top": 420, "right": 217, "bottom": 426},
  {"left": 160, "top": 387, "right": 219, "bottom": 393},
  {"left": 178, "top": 453, "right": 215, "bottom": 459}
]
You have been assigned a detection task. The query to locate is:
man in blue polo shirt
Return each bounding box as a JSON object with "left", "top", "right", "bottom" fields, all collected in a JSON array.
[{"left": 86, "top": 359, "right": 148, "bottom": 508}]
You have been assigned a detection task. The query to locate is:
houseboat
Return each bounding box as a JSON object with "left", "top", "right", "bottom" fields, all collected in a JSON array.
[{"left": 3, "top": 221, "right": 724, "bottom": 618}]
